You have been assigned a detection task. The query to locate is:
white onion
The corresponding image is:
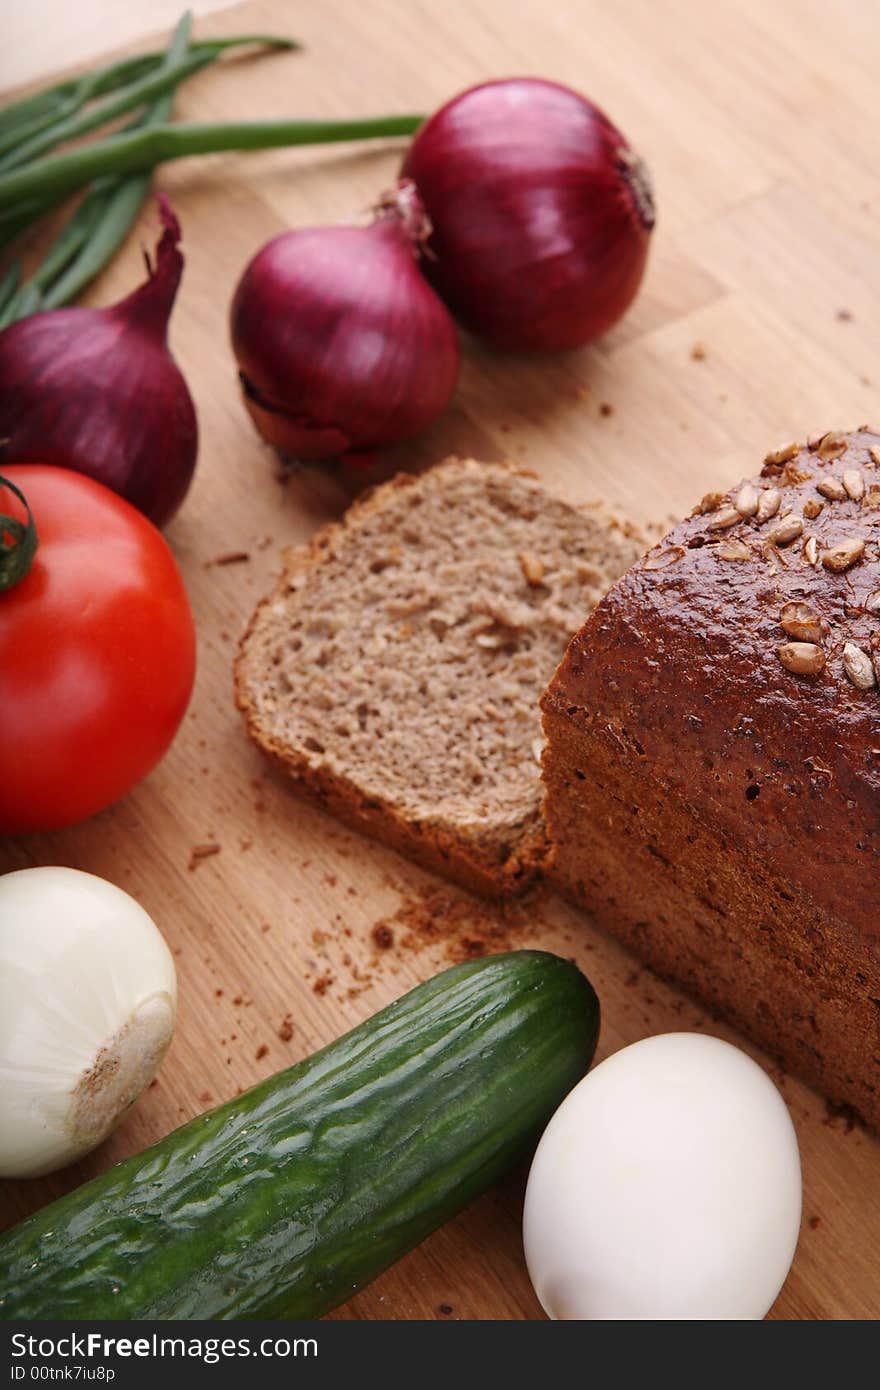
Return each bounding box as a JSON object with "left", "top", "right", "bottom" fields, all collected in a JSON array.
[{"left": 0, "top": 866, "right": 177, "bottom": 1178}]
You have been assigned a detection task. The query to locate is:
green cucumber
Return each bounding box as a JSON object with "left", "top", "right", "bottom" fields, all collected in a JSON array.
[{"left": 0, "top": 950, "right": 598, "bottom": 1320}]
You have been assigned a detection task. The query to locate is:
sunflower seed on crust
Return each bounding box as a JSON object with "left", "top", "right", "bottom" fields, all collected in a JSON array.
[
  {"left": 694, "top": 491, "right": 726, "bottom": 515},
  {"left": 802, "top": 498, "right": 824, "bottom": 520},
  {"left": 817, "top": 433, "right": 848, "bottom": 461},
  {"left": 822, "top": 537, "right": 866, "bottom": 572},
  {"left": 766, "top": 515, "right": 804, "bottom": 546},
  {"left": 779, "top": 601, "right": 826, "bottom": 643},
  {"left": 803, "top": 535, "right": 820, "bottom": 566},
  {"left": 868, "top": 447, "right": 880, "bottom": 469},
  {"left": 843, "top": 469, "right": 865, "bottom": 501},
  {"left": 735, "top": 484, "right": 760, "bottom": 517},
  {"left": 817, "top": 476, "right": 847, "bottom": 501},
  {"left": 778, "top": 642, "right": 826, "bottom": 676},
  {"left": 843, "top": 642, "right": 877, "bottom": 690},
  {"left": 706, "top": 506, "right": 741, "bottom": 530},
  {"left": 643, "top": 545, "right": 686, "bottom": 571},
  {"left": 716, "top": 540, "right": 752, "bottom": 561},
  {"left": 764, "top": 442, "right": 800, "bottom": 466},
  {"left": 756, "top": 488, "right": 782, "bottom": 523},
  {"left": 866, "top": 590, "right": 880, "bottom": 614}
]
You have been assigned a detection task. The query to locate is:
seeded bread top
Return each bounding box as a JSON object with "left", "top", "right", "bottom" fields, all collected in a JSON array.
[{"left": 544, "top": 427, "right": 880, "bottom": 944}]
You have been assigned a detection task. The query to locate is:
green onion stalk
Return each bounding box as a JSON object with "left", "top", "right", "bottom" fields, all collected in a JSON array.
[
  {"left": 0, "top": 114, "right": 423, "bottom": 210},
  {"left": 0, "top": 12, "right": 422, "bottom": 324}
]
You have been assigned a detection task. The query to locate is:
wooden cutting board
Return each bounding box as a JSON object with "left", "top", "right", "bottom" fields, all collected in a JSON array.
[{"left": 2, "top": 0, "right": 879, "bottom": 1321}]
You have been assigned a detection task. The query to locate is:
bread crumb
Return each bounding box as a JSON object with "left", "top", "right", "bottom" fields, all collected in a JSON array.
[
  {"left": 368, "top": 883, "right": 540, "bottom": 964},
  {"left": 824, "top": 1099, "right": 858, "bottom": 1133},
  {"left": 198, "top": 1091, "right": 213, "bottom": 1105},
  {"left": 278, "top": 1015, "right": 294, "bottom": 1043},
  {"left": 808, "top": 1215, "right": 822, "bottom": 1230},
  {"left": 599, "top": 401, "right": 614, "bottom": 417},
  {"left": 188, "top": 843, "right": 221, "bottom": 870},
  {"left": 313, "top": 973, "right": 334, "bottom": 996},
  {"left": 208, "top": 551, "right": 250, "bottom": 566},
  {"left": 255, "top": 1044, "right": 269, "bottom": 1061},
  {"left": 371, "top": 923, "right": 395, "bottom": 950},
  {"left": 690, "top": 342, "right": 707, "bottom": 361},
  {"left": 461, "top": 937, "right": 486, "bottom": 958}
]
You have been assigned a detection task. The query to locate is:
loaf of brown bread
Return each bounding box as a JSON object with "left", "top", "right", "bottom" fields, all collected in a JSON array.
[{"left": 542, "top": 428, "right": 880, "bottom": 1129}]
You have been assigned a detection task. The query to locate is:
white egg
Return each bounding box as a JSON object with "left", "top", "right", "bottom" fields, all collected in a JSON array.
[{"left": 523, "top": 1032, "right": 802, "bottom": 1320}]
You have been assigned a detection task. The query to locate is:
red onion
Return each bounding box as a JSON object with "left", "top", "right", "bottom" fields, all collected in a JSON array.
[
  {"left": 401, "top": 78, "right": 655, "bottom": 353},
  {"left": 230, "top": 185, "right": 459, "bottom": 459},
  {"left": 0, "top": 197, "right": 197, "bottom": 527}
]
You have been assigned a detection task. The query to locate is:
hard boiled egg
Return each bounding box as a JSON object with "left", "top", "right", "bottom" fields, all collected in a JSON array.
[{"left": 523, "top": 1032, "right": 801, "bottom": 1319}]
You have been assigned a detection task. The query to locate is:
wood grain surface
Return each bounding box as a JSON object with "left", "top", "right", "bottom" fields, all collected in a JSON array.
[{"left": 2, "top": 0, "right": 879, "bottom": 1321}]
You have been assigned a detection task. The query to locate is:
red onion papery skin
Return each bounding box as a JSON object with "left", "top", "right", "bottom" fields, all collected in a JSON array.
[
  {"left": 0, "top": 197, "right": 198, "bottom": 528},
  {"left": 230, "top": 200, "right": 460, "bottom": 460},
  {"left": 401, "top": 78, "right": 655, "bottom": 353}
]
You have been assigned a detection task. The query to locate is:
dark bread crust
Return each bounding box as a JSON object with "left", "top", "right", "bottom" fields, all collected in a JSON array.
[{"left": 542, "top": 428, "right": 880, "bottom": 1127}]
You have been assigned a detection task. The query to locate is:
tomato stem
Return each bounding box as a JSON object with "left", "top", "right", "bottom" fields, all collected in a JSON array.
[{"left": 0, "top": 475, "right": 38, "bottom": 590}]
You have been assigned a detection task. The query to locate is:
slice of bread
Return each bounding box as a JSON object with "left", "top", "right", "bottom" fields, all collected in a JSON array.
[{"left": 235, "top": 458, "right": 645, "bottom": 894}]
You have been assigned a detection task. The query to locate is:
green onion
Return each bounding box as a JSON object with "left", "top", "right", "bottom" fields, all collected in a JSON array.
[
  {"left": 0, "top": 52, "right": 215, "bottom": 172},
  {"left": 1, "top": 283, "right": 43, "bottom": 323},
  {"left": 0, "top": 13, "right": 193, "bottom": 327},
  {"left": 0, "top": 58, "right": 157, "bottom": 143},
  {"left": 0, "top": 34, "right": 298, "bottom": 170},
  {"left": 0, "top": 34, "right": 297, "bottom": 149},
  {"left": 0, "top": 262, "right": 21, "bottom": 316},
  {"left": 0, "top": 114, "right": 423, "bottom": 211},
  {"left": 40, "top": 175, "right": 152, "bottom": 311},
  {"left": 0, "top": 13, "right": 420, "bottom": 328}
]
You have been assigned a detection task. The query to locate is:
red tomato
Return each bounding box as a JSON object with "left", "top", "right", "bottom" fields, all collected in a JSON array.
[{"left": 0, "top": 466, "right": 196, "bottom": 834}]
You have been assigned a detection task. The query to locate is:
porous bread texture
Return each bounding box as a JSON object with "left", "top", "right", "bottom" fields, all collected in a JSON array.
[
  {"left": 542, "top": 428, "right": 880, "bottom": 1128},
  {"left": 236, "top": 457, "right": 645, "bottom": 895}
]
